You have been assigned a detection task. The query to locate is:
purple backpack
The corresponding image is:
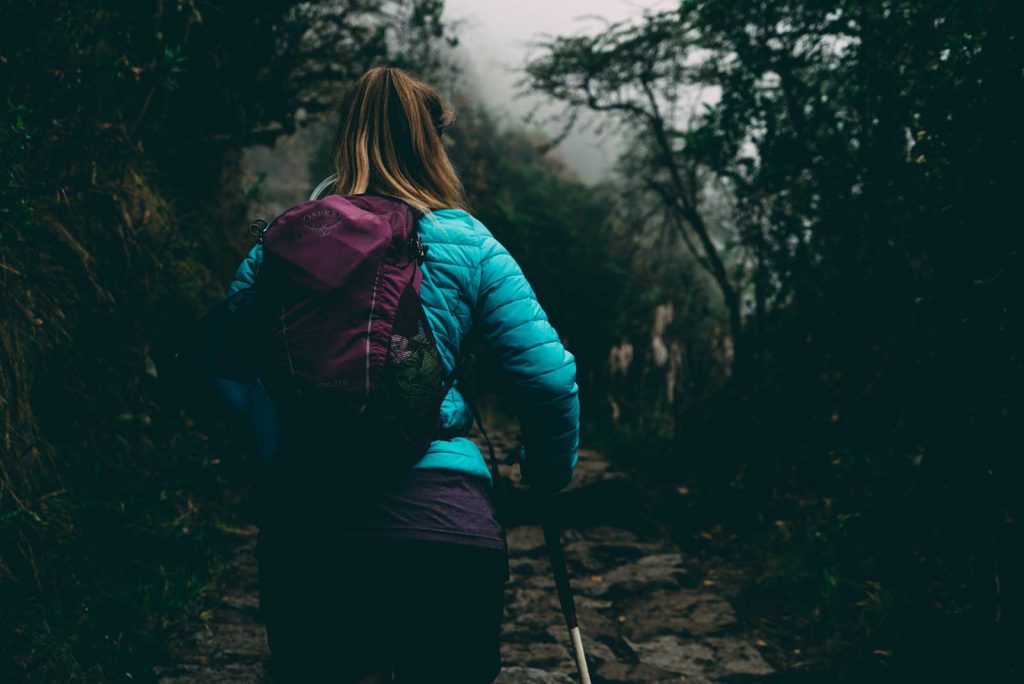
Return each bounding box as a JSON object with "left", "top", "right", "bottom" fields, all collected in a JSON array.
[{"left": 250, "top": 192, "right": 451, "bottom": 467}]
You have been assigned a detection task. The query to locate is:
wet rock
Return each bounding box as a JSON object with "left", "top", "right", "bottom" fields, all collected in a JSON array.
[
  {"left": 621, "top": 634, "right": 774, "bottom": 682},
  {"left": 564, "top": 448, "right": 625, "bottom": 491},
  {"left": 507, "top": 524, "right": 549, "bottom": 554},
  {"left": 501, "top": 640, "right": 572, "bottom": 671},
  {"left": 193, "top": 622, "right": 268, "bottom": 659},
  {"left": 218, "top": 592, "right": 260, "bottom": 615},
  {"left": 543, "top": 626, "right": 618, "bottom": 669},
  {"left": 620, "top": 589, "right": 738, "bottom": 640},
  {"left": 494, "top": 666, "right": 576, "bottom": 684},
  {"left": 508, "top": 556, "right": 548, "bottom": 585},
  {"left": 504, "top": 587, "right": 562, "bottom": 634},
  {"left": 705, "top": 637, "right": 775, "bottom": 678},
  {"left": 628, "top": 635, "right": 718, "bottom": 678},
  {"left": 595, "top": 660, "right": 681, "bottom": 683},
  {"left": 575, "top": 526, "right": 645, "bottom": 546},
  {"left": 579, "top": 552, "right": 691, "bottom": 599},
  {"left": 573, "top": 596, "right": 620, "bottom": 646}
]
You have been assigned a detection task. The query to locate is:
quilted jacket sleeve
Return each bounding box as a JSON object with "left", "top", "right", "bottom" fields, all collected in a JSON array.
[
  {"left": 475, "top": 235, "right": 580, "bottom": 492},
  {"left": 228, "top": 244, "right": 263, "bottom": 296},
  {"left": 218, "top": 243, "right": 279, "bottom": 464}
]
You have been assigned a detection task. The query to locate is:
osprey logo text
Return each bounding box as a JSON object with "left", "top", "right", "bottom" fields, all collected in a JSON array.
[
  {"left": 302, "top": 208, "right": 343, "bottom": 236},
  {"left": 315, "top": 377, "right": 354, "bottom": 390}
]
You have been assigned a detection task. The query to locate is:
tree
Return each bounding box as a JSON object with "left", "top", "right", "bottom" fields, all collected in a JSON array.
[
  {"left": 527, "top": 1, "right": 1024, "bottom": 678},
  {"left": 524, "top": 7, "right": 744, "bottom": 350},
  {"left": 0, "top": 1, "right": 451, "bottom": 678}
]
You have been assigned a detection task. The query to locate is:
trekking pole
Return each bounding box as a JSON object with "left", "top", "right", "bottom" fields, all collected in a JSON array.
[{"left": 542, "top": 517, "right": 592, "bottom": 684}]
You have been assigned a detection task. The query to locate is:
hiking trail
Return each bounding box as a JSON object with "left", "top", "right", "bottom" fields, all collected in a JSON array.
[{"left": 154, "top": 431, "right": 774, "bottom": 683}]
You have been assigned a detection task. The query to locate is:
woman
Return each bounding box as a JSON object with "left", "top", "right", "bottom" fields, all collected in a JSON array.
[{"left": 226, "top": 66, "right": 580, "bottom": 682}]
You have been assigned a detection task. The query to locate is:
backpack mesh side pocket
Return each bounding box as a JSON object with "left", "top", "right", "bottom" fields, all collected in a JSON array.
[{"left": 381, "top": 278, "right": 446, "bottom": 454}]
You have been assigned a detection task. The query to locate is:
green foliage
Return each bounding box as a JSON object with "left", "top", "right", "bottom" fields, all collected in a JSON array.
[
  {"left": 442, "top": 100, "right": 729, "bottom": 468},
  {"left": 525, "top": 6, "right": 745, "bottom": 341},
  {"left": 528, "top": 1, "right": 1023, "bottom": 678},
  {"left": 0, "top": 0, "right": 448, "bottom": 678}
]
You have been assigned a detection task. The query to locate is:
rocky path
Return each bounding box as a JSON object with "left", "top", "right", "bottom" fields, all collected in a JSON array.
[{"left": 155, "top": 432, "right": 774, "bottom": 683}]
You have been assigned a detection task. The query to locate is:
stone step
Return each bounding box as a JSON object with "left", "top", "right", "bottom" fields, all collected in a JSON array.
[{"left": 156, "top": 431, "right": 774, "bottom": 683}]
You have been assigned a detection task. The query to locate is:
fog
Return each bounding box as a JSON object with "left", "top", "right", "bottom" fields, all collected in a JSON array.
[
  {"left": 444, "top": 0, "right": 675, "bottom": 183},
  {"left": 243, "top": 0, "right": 673, "bottom": 214}
]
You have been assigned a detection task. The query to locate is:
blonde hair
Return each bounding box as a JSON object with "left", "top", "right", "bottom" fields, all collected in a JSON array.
[{"left": 333, "top": 66, "right": 466, "bottom": 212}]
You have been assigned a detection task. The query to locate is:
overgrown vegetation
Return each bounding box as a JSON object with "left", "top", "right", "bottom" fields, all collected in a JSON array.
[
  {"left": 527, "top": 1, "right": 1023, "bottom": 679},
  {"left": 0, "top": 1, "right": 447, "bottom": 678}
]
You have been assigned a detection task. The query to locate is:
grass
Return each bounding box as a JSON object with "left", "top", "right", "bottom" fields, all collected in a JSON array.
[{"left": 1, "top": 103, "right": 253, "bottom": 677}]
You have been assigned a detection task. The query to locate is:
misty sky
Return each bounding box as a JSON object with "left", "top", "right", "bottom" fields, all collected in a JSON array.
[{"left": 444, "top": 0, "right": 675, "bottom": 183}]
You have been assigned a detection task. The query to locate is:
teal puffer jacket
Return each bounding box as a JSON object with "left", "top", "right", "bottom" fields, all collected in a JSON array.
[{"left": 228, "top": 207, "right": 580, "bottom": 491}]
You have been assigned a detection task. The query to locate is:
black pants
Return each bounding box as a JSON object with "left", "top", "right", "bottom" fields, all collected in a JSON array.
[{"left": 258, "top": 532, "right": 507, "bottom": 683}]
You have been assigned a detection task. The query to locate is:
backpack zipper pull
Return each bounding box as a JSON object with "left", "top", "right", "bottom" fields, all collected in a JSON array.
[{"left": 248, "top": 218, "right": 269, "bottom": 244}]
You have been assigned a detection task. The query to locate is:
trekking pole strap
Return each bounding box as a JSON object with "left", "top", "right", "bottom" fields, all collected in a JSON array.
[
  {"left": 464, "top": 386, "right": 503, "bottom": 495},
  {"left": 451, "top": 352, "right": 502, "bottom": 486}
]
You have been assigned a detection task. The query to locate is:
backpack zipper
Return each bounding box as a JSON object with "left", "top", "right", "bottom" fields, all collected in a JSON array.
[
  {"left": 279, "top": 303, "right": 296, "bottom": 378},
  {"left": 365, "top": 261, "right": 383, "bottom": 398}
]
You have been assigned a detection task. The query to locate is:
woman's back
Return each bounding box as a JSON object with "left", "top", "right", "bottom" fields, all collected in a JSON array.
[
  {"left": 225, "top": 65, "right": 579, "bottom": 682},
  {"left": 228, "top": 206, "right": 580, "bottom": 488},
  {"left": 237, "top": 201, "right": 580, "bottom": 682}
]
